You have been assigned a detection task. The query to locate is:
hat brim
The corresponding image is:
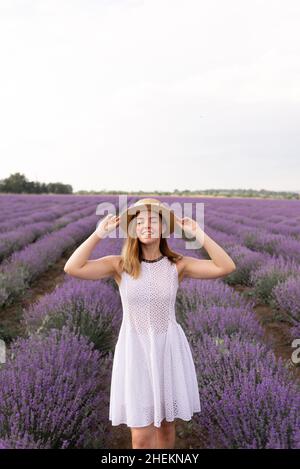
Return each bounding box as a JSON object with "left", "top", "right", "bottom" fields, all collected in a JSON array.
[{"left": 119, "top": 203, "right": 175, "bottom": 235}]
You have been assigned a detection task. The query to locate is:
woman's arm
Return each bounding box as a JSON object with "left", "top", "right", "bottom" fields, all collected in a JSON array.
[
  {"left": 64, "top": 214, "right": 120, "bottom": 280},
  {"left": 176, "top": 216, "right": 236, "bottom": 280}
]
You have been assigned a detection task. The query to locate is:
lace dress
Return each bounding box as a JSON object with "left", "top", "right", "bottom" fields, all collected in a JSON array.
[{"left": 109, "top": 254, "right": 201, "bottom": 428}]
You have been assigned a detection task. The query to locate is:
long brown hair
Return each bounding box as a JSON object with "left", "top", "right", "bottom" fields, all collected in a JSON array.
[{"left": 118, "top": 212, "right": 183, "bottom": 279}]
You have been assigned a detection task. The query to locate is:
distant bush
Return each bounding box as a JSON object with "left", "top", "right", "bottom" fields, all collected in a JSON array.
[{"left": 0, "top": 172, "right": 72, "bottom": 194}]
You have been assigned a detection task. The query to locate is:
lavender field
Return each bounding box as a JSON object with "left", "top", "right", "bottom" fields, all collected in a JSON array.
[{"left": 0, "top": 194, "right": 299, "bottom": 449}]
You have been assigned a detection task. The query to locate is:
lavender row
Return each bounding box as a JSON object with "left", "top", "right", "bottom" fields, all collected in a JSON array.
[
  {"left": 0, "top": 198, "right": 92, "bottom": 233},
  {"left": 0, "top": 205, "right": 96, "bottom": 262},
  {"left": 0, "top": 326, "right": 113, "bottom": 448},
  {"left": 205, "top": 213, "right": 300, "bottom": 262},
  {"left": 0, "top": 213, "right": 100, "bottom": 308},
  {"left": 181, "top": 222, "right": 300, "bottom": 331}
]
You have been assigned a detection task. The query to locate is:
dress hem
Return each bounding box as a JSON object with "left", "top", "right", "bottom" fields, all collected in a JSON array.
[{"left": 109, "top": 409, "right": 202, "bottom": 428}]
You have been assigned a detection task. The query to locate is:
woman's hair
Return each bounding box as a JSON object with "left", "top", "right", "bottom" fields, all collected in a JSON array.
[{"left": 119, "top": 211, "right": 183, "bottom": 279}]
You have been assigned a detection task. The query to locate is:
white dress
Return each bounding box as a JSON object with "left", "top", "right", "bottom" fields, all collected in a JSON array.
[{"left": 109, "top": 255, "right": 201, "bottom": 428}]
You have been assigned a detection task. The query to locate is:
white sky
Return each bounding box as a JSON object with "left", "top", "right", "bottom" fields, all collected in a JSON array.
[{"left": 0, "top": 0, "right": 299, "bottom": 192}]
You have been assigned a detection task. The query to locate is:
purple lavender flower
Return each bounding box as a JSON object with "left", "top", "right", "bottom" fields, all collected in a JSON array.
[{"left": 0, "top": 326, "right": 113, "bottom": 448}]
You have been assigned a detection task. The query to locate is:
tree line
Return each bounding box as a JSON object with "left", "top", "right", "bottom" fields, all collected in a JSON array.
[
  {"left": 0, "top": 173, "right": 73, "bottom": 194},
  {"left": 1, "top": 173, "right": 298, "bottom": 199}
]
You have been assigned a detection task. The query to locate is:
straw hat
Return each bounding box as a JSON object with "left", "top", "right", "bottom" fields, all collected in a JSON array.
[{"left": 118, "top": 198, "right": 175, "bottom": 235}]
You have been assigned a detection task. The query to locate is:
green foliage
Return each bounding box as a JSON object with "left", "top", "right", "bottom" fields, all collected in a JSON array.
[{"left": 0, "top": 173, "right": 72, "bottom": 194}]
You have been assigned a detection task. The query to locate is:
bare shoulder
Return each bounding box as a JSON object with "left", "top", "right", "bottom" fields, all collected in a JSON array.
[
  {"left": 174, "top": 255, "right": 208, "bottom": 281},
  {"left": 176, "top": 254, "right": 235, "bottom": 280},
  {"left": 64, "top": 254, "right": 124, "bottom": 281}
]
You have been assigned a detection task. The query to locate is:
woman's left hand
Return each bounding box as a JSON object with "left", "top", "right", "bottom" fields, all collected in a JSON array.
[{"left": 174, "top": 215, "right": 200, "bottom": 238}]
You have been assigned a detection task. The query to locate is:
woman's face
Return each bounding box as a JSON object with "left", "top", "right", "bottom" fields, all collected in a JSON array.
[{"left": 135, "top": 209, "right": 163, "bottom": 242}]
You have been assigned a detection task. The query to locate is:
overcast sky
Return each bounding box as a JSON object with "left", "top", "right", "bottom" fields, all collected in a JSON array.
[{"left": 0, "top": 0, "right": 299, "bottom": 192}]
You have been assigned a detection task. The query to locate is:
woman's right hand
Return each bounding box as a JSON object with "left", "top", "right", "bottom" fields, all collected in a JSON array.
[{"left": 95, "top": 213, "right": 120, "bottom": 239}]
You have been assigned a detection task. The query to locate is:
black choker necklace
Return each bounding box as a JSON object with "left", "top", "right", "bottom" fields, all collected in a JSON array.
[{"left": 141, "top": 255, "right": 164, "bottom": 263}]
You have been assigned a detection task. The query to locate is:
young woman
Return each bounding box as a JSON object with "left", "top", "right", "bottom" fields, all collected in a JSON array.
[{"left": 64, "top": 198, "right": 236, "bottom": 449}]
